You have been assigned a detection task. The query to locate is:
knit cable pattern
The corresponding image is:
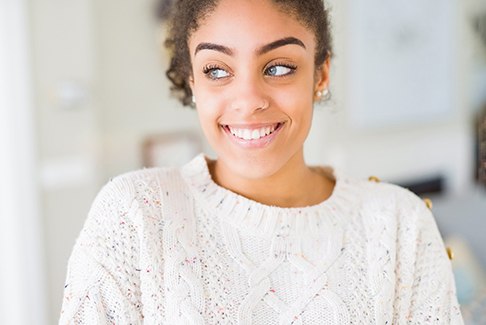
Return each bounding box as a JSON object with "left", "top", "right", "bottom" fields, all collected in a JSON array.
[
  {"left": 219, "top": 219, "right": 349, "bottom": 324},
  {"left": 59, "top": 154, "right": 464, "bottom": 324},
  {"left": 161, "top": 171, "right": 205, "bottom": 324}
]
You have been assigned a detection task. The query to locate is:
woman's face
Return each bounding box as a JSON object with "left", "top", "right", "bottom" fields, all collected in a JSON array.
[{"left": 189, "top": 0, "right": 329, "bottom": 180}]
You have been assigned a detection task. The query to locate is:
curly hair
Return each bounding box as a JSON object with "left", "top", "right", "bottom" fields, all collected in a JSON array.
[{"left": 161, "top": 0, "right": 332, "bottom": 107}]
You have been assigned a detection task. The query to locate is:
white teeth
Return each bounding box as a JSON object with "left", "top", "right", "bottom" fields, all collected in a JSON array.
[
  {"left": 243, "top": 129, "right": 252, "bottom": 140},
  {"left": 251, "top": 129, "right": 260, "bottom": 139},
  {"left": 227, "top": 124, "right": 279, "bottom": 140}
]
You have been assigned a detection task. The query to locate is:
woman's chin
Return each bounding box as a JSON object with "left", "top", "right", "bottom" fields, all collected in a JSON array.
[{"left": 220, "top": 155, "right": 285, "bottom": 181}]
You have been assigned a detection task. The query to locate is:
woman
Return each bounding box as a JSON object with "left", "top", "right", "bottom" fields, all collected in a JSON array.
[{"left": 60, "top": 0, "right": 463, "bottom": 323}]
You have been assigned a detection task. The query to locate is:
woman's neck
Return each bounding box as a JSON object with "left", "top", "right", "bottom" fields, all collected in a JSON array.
[{"left": 208, "top": 151, "right": 335, "bottom": 208}]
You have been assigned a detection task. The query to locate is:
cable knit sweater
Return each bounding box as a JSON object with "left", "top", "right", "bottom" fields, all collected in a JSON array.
[{"left": 59, "top": 154, "right": 463, "bottom": 324}]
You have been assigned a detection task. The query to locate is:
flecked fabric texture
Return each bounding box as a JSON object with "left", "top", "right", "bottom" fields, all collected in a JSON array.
[{"left": 59, "top": 154, "right": 464, "bottom": 324}]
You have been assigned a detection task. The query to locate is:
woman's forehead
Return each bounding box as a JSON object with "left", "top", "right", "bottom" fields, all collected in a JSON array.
[{"left": 189, "top": 0, "right": 315, "bottom": 56}]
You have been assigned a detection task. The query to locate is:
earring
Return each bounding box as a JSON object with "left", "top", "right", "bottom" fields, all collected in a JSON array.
[
  {"left": 315, "top": 89, "right": 329, "bottom": 99},
  {"left": 192, "top": 95, "right": 196, "bottom": 104},
  {"left": 258, "top": 100, "right": 268, "bottom": 110}
]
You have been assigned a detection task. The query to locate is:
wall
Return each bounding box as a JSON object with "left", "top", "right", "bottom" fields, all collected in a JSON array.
[
  {"left": 93, "top": 0, "right": 207, "bottom": 181},
  {"left": 29, "top": 1, "right": 100, "bottom": 323},
  {"left": 0, "top": 1, "right": 47, "bottom": 324}
]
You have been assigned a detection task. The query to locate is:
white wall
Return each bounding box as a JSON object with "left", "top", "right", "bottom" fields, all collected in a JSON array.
[
  {"left": 29, "top": 1, "right": 101, "bottom": 323},
  {"left": 0, "top": 1, "right": 47, "bottom": 324},
  {"left": 308, "top": 0, "right": 476, "bottom": 195},
  {"left": 93, "top": 0, "right": 208, "bottom": 181}
]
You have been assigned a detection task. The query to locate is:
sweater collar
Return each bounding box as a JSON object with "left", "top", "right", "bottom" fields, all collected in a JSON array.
[{"left": 181, "top": 153, "right": 361, "bottom": 237}]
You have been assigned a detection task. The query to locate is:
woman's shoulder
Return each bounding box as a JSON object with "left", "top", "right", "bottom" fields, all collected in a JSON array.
[
  {"left": 85, "top": 166, "right": 188, "bottom": 227},
  {"left": 72, "top": 166, "right": 189, "bottom": 264},
  {"left": 342, "top": 173, "right": 446, "bottom": 257},
  {"left": 339, "top": 172, "right": 432, "bottom": 225},
  {"left": 98, "top": 166, "right": 184, "bottom": 200}
]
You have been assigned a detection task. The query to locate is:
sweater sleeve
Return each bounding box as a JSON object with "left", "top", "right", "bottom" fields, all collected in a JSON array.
[
  {"left": 59, "top": 177, "right": 144, "bottom": 325},
  {"left": 405, "top": 197, "right": 464, "bottom": 324}
]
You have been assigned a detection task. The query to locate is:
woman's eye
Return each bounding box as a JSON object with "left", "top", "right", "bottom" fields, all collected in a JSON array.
[
  {"left": 205, "top": 68, "right": 230, "bottom": 79},
  {"left": 266, "top": 65, "right": 294, "bottom": 76}
]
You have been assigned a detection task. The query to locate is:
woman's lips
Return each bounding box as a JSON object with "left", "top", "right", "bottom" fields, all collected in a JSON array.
[{"left": 221, "top": 122, "right": 284, "bottom": 149}]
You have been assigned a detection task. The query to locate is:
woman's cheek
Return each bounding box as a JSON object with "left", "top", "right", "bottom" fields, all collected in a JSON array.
[{"left": 196, "top": 97, "right": 225, "bottom": 140}]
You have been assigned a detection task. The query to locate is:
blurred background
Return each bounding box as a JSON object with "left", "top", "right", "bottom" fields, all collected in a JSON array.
[{"left": 1, "top": 0, "right": 485, "bottom": 324}]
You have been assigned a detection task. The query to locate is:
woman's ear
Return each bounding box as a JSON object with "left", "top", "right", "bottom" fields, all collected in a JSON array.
[
  {"left": 189, "top": 75, "right": 195, "bottom": 93},
  {"left": 314, "top": 55, "right": 331, "bottom": 100},
  {"left": 188, "top": 75, "right": 197, "bottom": 106}
]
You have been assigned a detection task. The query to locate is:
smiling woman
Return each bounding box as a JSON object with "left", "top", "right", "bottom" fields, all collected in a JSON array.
[
  {"left": 59, "top": 0, "right": 464, "bottom": 324},
  {"left": 187, "top": 0, "right": 333, "bottom": 207}
]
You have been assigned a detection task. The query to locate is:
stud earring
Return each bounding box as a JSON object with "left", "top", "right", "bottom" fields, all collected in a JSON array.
[
  {"left": 191, "top": 95, "right": 196, "bottom": 104},
  {"left": 260, "top": 100, "right": 268, "bottom": 110},
  {"left": 315, "top": 89, "right": 329, "bottom": 99}
]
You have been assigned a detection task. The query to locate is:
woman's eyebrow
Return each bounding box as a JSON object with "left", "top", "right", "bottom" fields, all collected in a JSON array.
[
  {"left": 194, "top": 37, "right": 305, "bottom": 57},
  {"left": 256, "top": 37, "right": 306, "bottom": 55},
  {"left": 195, "top": 43, "right": 233, "bottom": 56}
]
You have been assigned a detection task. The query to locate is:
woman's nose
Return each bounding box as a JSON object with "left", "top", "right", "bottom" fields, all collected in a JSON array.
[{"left": 229, "top": 74, "right": 268, "bottom": 114}]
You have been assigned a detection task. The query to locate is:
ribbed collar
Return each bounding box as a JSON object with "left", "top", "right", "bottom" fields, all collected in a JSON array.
[{"left": 181, "top": 154, "right": 361, "bottom": 238}]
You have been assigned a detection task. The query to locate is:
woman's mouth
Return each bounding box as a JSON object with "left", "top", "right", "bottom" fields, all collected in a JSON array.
[
  {"left": 221, "top": 122, "right": 284, "bottom": 149},
  {"left": 224, "top": 123, "right": 282, "bottom": 140}
]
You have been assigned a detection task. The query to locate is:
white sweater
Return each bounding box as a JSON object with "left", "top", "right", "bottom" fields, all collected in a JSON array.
[{"left": 59, "top": 154, "right": 463, "bottom": 324}]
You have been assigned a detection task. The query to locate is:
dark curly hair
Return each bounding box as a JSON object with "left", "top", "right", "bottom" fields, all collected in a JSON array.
[{"left": 160, "top": 0, "right": 332, "bottom": 107}]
